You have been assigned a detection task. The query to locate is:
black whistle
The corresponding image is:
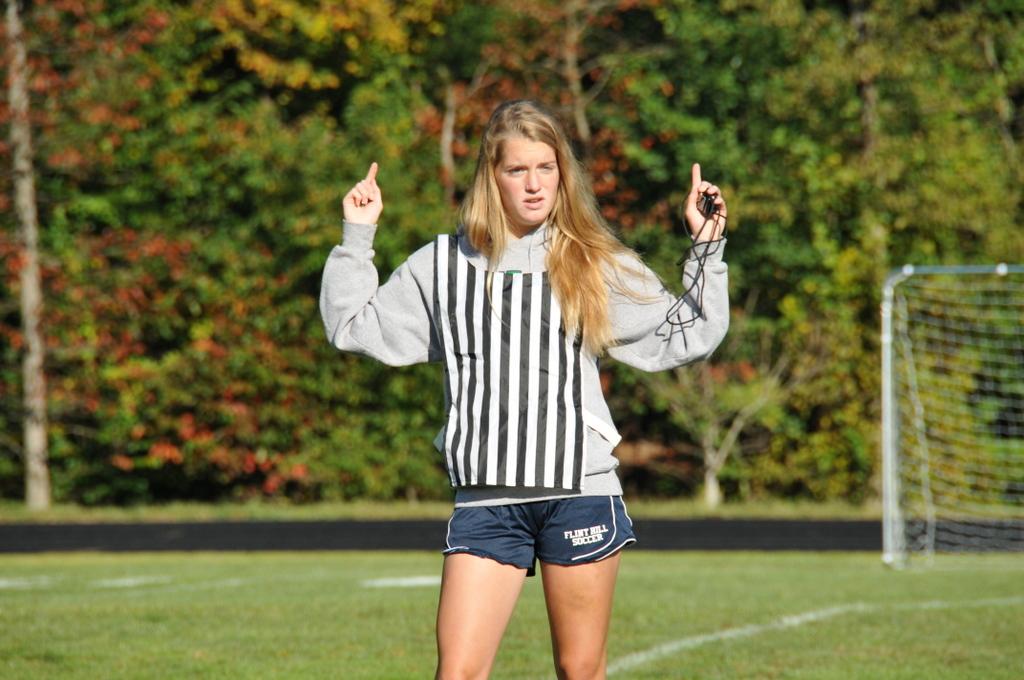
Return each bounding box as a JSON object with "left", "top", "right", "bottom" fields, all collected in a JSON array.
[{"left": 697, "top": 192, "right": 717, "bottom": 217}]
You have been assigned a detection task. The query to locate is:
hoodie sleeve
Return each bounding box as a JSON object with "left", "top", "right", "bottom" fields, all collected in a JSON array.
[
  {"left": 319, "top": 221, "right": 441, "bottom": 366},
  {"left": 605, "top": 239, "right": 729, "bottom": 372}
]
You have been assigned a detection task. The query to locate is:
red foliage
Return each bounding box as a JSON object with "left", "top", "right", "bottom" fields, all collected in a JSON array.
[
  {"left": 46, "top": 147, "right": 87, "bottom": 169},
  {"left": 177, "top": 414, "right": 196, "bottom": 440},
  {"left": 709, "top": 361, "right": 759, "bottom": 384},
  {"left": 0, "top": 0, "right": 167, "bottom": 187},
  {"left": 193, "top": 338, "right": 229, "bottom": 359},
  {"left": 149, "top": 442, "right": 183, "bottom": 465},
  {"left": 262, "top": 473, "right": 283, "bottom": 494},
  {"left": 110, "top": 454, "right": 134, "bottom": 471}
]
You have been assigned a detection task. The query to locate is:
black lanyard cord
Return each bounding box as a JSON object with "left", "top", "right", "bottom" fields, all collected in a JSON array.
[{"left": 665, "top": 211, "right": 727, "bottom": 330}]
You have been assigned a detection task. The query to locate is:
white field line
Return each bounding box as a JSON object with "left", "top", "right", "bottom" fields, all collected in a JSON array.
[
  {"left": 118, "top": 577, "right": 247, "bottom": 598},
  {"left": 92, "top": 575, "right": 172, "bottom": 589},
  {"left": 0, "top": 575, "right": 247, "bottom": 598},
  {"left": 607, "top": 596, "right": 1024, "bottom": 675},
  {"left": 5, "top": 570, "right": 348, "bottom": 599},
  {"left": 921, "top": 562, "right": 1024, "bottom": 573},
  {"left": 0, "top": 575, "right": 56, "bottom": 590},
  {"left": 362, "top": 575, "right": 441, "bottom": 588},
  {"left": 607, "top": 603, "right": 867, "bottom": 675},
  {"left": 887, "top": 595, "right": 1024, "bottom": 611}
]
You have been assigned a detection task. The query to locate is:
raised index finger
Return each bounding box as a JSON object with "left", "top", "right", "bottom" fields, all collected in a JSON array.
[
  {"left": 366, "top": 161, "right": 379, "bottom": 183},
  {"left": 691, "top": 162, "right": 702, "bottom": 191}
]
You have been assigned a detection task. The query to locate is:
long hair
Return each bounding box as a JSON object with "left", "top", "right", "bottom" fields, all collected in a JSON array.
[{"left": 460, "top": 99, "right": 644, "bottom": 356}]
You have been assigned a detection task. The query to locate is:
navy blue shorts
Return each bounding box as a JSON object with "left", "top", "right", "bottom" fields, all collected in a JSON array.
[{"left": 443, "top": 496, "right": 636, "bottom": 576}]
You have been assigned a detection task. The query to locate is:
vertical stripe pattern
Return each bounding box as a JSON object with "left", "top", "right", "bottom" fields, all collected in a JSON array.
[{"left": 433, "top": 235, "right": 586, "bottom": 491}]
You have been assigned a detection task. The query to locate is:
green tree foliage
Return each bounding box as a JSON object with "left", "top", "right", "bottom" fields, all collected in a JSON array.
[
  {"left": 597, "top": 0, "right": 1023, "bottom": 502},
  {"left": 1, "top": 0, "right": 1021, "bottom": 505}
]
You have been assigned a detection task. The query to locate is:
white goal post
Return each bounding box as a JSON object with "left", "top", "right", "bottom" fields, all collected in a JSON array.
[{"left": 882, "top": 264, "right": 1024, "bottom": 567}]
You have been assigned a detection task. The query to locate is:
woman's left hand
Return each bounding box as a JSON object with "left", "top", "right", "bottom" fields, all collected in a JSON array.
[{"left": 684, "top": 163, "right": 727, "bottom": 242}]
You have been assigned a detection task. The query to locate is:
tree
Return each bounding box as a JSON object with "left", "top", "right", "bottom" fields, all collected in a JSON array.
[
  {"left": 1, "top": 0, "right": 1021, "bottom": 506},
  {"left": 641, "top": 293, "right": 825, "bottom": 508},
  {"left": 5, "top": 0, "right": 49, "bottom": 509}
]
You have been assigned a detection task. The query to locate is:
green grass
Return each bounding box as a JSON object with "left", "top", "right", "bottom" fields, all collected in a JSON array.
[
  {"left": 624, "top": 497, "right": 881, "bottom": 520},
  {"left": 1, "top": 551, "right": 1021, "bottom": 679},
  {"left": 0, "top": 499, "right": 458, "bottom": 523},
  {"left": 0, "top": 497, "right": 881, "bottom": 523}
]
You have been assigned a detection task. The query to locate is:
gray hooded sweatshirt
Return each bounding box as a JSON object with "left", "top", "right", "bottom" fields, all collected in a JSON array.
[{"left": 320, "top": 221, "right": 729, "bottom": 506}]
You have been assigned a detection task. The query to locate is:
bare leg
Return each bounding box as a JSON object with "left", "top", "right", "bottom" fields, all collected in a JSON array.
[
  {"left": 540, "top": 552, "right": 622, "bottom": 680},
  {"left": 435, "top": 553, "right": 527, "bottom": 680}
]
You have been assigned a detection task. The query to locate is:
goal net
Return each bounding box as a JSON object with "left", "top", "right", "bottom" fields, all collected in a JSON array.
[{"left": 882, "top": 264, "right": 1024, "bottom": 566}]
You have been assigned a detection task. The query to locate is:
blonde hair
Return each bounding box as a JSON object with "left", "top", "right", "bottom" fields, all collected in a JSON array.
[{"left": 460, "top": 99, "right": 644, "bottom": 356}]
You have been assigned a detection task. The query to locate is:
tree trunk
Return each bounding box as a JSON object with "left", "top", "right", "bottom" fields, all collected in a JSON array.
[
  {"left": 6, "top": 0, "right": 51, "bottom": 510},
  {"left": 851, "top": 0, "right": 878, "bottom": 160},
  {"left": 440, "top": 76, "right": 456, "bottom": 206},
  {"left": 851, "top": 0, "right": 889, "bottom": 275},
  {"left": 981, "top": 31, "right": 1018, "bottom": 169},
  {"left": 703, "top": 467, "right": 722, "bottom": 509},
  {"left": 562, "top": 0, "right": 591, "bottom": 150}
]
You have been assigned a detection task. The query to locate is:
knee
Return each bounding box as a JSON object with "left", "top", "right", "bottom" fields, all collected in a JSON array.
[
  {"left": 553, "top": 651, "right": 606, "bottom": 680},
  {"left": 435, "top": 657, "right": 490, "bottom": 680}
]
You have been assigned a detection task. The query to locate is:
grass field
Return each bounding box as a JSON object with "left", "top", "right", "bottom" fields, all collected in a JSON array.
[
  {"left": 0, "top": 498, "right": 881, "bottom": 523},
  {"left": 2, "top": 551, "right": 1022, "bottom": 679}
]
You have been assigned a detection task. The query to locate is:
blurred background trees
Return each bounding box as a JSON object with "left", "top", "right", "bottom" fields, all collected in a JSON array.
[{"left": 2, "top": 0, "right": 1021, "bottom": 507}]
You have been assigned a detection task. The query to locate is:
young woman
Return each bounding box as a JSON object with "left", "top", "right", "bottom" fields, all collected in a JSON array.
[{"left": 321, "top": 99, "right": 728, "bottom": 680}]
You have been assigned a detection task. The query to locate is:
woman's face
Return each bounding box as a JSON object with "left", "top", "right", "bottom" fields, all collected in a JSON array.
[{"left": 495, "top": 137, "right": 560, "bottom": 236}]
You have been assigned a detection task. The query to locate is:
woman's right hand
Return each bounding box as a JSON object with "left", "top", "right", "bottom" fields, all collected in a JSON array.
[{"left": 342, "top": 162, "right": 383, "bottom": 225}]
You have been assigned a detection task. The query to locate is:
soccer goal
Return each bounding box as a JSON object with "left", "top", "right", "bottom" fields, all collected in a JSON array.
[{"left": 881, "top": 264, "right": 1024, "bottom": 567}]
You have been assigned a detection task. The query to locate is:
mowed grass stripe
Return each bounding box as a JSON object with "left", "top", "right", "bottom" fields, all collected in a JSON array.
[{"left": 0, "top": 552, "right": 1021, "bottom": 679}]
